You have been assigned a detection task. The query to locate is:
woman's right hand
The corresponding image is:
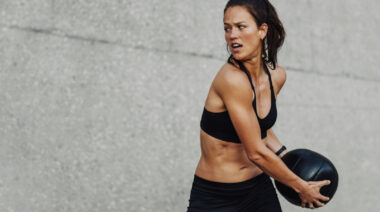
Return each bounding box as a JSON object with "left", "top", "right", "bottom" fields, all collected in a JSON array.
[{"left": 298, "top": 180, "right": 331, "bottom": 209}]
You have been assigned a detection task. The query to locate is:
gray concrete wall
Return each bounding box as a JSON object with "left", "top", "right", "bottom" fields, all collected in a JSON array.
[{"left": 0, "top": 0, "right": 379, "bottom": 211}]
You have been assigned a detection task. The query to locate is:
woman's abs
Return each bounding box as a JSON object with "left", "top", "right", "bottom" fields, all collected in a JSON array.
[{"left": 194, "top": 130, "right": 264, "bottom": 183}]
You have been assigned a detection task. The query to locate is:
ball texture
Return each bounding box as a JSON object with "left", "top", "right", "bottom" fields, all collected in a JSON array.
[{"left": 274, "top": 149, "right": 339, "bottom": 208}]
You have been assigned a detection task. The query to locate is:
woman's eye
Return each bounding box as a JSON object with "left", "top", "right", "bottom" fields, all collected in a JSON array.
[
  {"left": 239, "top": 25, "right": 245, "bottom": 29},
  {"left": 224, "top": 28, "right": 230, "bottom": 32}
]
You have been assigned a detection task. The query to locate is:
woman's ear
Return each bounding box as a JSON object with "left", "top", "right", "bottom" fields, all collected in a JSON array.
[{"left": 259, "top": 23, "right": 268, "bottom": 39}]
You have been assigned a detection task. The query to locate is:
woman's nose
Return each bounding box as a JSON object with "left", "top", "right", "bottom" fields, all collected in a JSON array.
[{"left": 229, "top": 28, "right": 239, "bottom": 39}]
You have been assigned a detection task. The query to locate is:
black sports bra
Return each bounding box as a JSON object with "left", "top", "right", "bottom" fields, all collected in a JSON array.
[{"left": 200, "top": 56, "right": 277, "bottom": 143}]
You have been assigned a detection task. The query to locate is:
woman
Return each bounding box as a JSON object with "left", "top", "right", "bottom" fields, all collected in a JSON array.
[{"left": 186, "top": 0, "right": 330, "bottom": 211}]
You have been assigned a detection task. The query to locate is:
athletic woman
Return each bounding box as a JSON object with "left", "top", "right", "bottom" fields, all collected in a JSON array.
[{"left": 186, "top": 0, "right": 330, "bottom": 211}]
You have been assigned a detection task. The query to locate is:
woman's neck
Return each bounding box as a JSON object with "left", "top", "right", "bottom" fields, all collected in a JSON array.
[{"left": 242, "top": 56, "right": 265, "bottom": 80}]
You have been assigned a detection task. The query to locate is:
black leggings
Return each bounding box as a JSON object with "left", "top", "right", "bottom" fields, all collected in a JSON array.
[{"left": 186, "top": 172, "right": 282, "bottom": 212}]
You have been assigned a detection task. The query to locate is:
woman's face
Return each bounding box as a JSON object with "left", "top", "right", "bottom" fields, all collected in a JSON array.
[{"left": 223, "top": 6, "right": 267, "bottom": 61}]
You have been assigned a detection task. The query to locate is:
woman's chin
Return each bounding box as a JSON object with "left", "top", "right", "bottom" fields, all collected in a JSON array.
[
  {"left": 231, "top": 53, "right": 242, "bottom": 60},
  {"left": 231, "top": 54, "right": 246, "bottom": 61}
]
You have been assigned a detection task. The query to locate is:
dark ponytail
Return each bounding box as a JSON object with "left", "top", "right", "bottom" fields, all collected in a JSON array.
[{"left": 224, "top": 0, "right": 285, "bottom": 69}]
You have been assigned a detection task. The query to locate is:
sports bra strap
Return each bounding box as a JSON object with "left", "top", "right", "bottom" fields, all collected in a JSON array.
[
  {"left": 227, "top": 56, "right": 276, "bottom": 102},
  {"left": 263, "top": 63, "right": 275, "bottom": 97},
  {"left": 234, "top": 59, "right": 257, "bottom": 96}
]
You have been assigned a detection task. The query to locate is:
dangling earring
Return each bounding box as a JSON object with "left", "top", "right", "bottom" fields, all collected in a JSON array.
[{"left": 263, "top": 37, "right": 268, "bottom": 60}]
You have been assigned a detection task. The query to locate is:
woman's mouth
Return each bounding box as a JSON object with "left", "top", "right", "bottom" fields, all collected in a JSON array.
[{"left": 231, "top": 43, "right": 243, "bottom": 53}]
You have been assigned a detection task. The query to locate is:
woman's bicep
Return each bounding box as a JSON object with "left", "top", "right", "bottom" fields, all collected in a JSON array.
[
  {"left": 217, "top": 73, "right": 266, "bottom": 158},
  {"left": 228, "top": 104, "right": 265, "bottom": 157}
]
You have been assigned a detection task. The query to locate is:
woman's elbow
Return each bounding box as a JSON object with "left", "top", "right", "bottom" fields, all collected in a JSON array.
[{"left": 247, "top": 149, "right": 266, "bottom": 163}]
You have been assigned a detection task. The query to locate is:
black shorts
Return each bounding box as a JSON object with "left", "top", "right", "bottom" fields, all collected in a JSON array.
[{"left": 186, "top": 172, "right": 282, "bottom": 212}]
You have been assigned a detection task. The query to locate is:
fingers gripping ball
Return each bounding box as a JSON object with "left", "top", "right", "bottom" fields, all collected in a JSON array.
[{"left": 274, "top": 149, "right": 339, "bottom": 208}]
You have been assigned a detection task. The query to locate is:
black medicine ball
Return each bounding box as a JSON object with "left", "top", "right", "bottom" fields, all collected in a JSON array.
[{"left": 274, "top": 149, "right": 339, "bottom": 208}]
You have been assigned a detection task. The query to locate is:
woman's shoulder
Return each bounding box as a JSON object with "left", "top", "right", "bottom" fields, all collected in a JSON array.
[
  {"left": 213, "top": 63, "right": 252, "bottom": 96},
  {"left": 217, "top": 62, "right": 251, "bottom": 86},
  {"left": 268, "top": 64, "right": 287, "bottom": 94}
]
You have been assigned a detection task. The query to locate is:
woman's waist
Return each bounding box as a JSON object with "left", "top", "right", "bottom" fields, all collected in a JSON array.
[{"left": 195, "top": 156, "right": 263, "bottom": 183}]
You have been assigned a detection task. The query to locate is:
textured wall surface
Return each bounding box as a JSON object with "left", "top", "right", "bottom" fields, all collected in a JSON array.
[{"left": 0, "top": 0, "right": 379, "bottom": 212}]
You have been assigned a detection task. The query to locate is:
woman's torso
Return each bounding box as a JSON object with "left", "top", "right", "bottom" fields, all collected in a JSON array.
[{"left": 195, "top": 60, "right": 280, "bottom": 183}]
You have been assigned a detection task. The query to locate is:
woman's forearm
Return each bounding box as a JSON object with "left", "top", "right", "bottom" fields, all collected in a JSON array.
[
  {"left": 264, "top": 129, "right": 287, "bottom": 157},
  {"left": 249, "top": 147, "right": 306, "bottom": 193}
]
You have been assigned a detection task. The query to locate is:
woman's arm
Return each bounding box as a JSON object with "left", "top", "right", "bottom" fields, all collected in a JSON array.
[
  {"left": 264, "top": 128, "right": 288, "bottom": 158},
  {"left": 215, "top": 67, "right": 329, "bottom": 208},
  {"left": 264, "top": 65, "right": 288, "bottom": 157},
  {"left": 215, "top": 68, "right": 305, "bottom": 192}
]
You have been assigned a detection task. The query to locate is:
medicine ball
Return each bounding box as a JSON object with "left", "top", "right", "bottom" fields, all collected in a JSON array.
[{"left": 274, "top": 149, "right": 339, "bottom": 208}]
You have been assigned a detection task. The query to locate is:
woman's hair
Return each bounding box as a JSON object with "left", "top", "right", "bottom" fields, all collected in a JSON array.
[{"left": 224, "top": 0, "right": 285, "bottom": 69}]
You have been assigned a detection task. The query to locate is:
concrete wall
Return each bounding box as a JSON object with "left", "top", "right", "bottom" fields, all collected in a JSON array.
[{"left": 0, "top": 0, "right": 379, "bottom": 211}]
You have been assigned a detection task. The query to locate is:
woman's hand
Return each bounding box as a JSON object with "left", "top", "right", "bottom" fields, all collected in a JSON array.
[{"left": 297, "top": 180, "right": 331, "bottom": 209}]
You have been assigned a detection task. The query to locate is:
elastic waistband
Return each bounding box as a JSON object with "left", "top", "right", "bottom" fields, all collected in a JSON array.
[{"left": 193, "top": 172, "right": 269, "bottom": 189}]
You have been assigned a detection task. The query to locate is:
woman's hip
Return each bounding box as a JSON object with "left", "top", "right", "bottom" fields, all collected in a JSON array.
[{"left": 186, "top": 172, "right": 282, "bottom": 212}]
